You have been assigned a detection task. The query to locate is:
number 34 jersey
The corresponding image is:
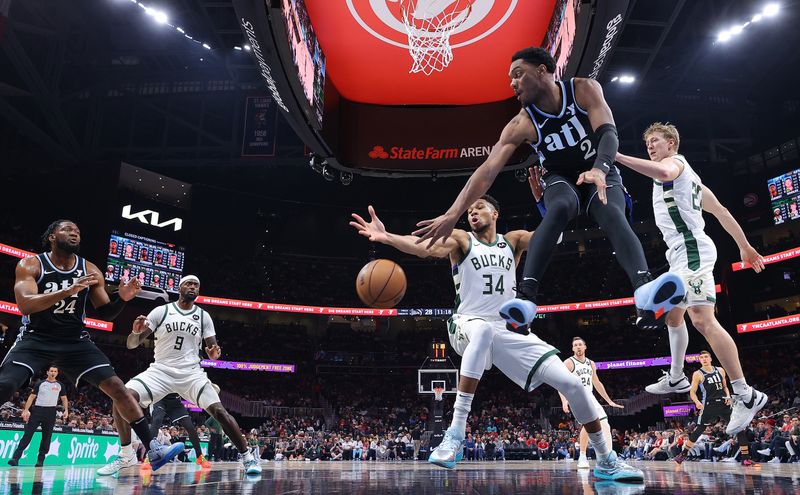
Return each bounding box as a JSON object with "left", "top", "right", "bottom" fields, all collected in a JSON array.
[
  {"left": 145, "top": 302, "right": 215, "bottom": 369},
  {"left": 452, "top": 233, "right": 516, "bottom": 317}
]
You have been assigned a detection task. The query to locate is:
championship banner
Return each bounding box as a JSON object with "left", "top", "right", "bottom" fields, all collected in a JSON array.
[
  {"left": 595, "top": 354, "right": 700, "bottom": 371},
  {"left": 0, "top": 300, "right": 113, "bottom": 332},
  {"left": 731, "top": 246, "right": 800, "bottom": 271},
  {"left": 0, "top": 426, "right": 207, "bottom": 466},
  {"left": 663, "top": 403, "right": 697, "bottom": 418},
  {"left": 200, "top": 359, "right": 295, "bottom": 373},
  {"left": 241, "top": 96, "right": 278, "bottom": 157},
  {"left": 737, "top": 314, "right": 800, "bottom": 334}
]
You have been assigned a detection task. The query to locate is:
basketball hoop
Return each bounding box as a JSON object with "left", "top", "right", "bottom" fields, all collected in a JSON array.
[
  {"left": 396, "top": 0, "right": 475, "bottom": 75},
  {"left": 433, "top": 387, "right": 445, "bottom": 401}
]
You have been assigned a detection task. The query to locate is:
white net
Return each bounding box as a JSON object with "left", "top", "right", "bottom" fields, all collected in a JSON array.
[
  {"left": 433, "top": 387, "right": 445, "bottom": 401},
  {"left": 399, "top": 0, "right": 474, "bottom": 75}
]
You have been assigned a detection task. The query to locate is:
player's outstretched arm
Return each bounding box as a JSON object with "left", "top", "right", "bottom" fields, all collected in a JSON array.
[
  {"left": 591, "top": 362, "right": 623, "bottom": 408},
  {"left": 689, "top": 371, "right": 703, "bottom": 409},
  {"left": 127, "top": 315, "right": 154, "bottom": 349},
  {"left": 350, "top": 205, "right": 467, "bottom": 259},
  {"left": 413, "top": 111, "right": 533, "bottom": 247},
  {"left": 700, "top": 185, "right": 766, "bottom": 273},
  {"left": 615, "top": 152, "right": 683, "bottom": 182},
  {"left": 14, "top": 257, "right": 95, "bottom": 315}
]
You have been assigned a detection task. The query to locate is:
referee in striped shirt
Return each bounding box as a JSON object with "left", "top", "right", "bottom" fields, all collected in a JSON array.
[{"left": 8, "top": 366, "right": 68, "bottom": 467}]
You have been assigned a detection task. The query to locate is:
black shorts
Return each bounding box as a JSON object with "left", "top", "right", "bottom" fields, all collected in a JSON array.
[
  {"left": 543, "top": 165, "right": 625, "bottom": 214},
  {"left": 153, "top": 394, "right": 190, "bottom": 423},
  {"left": 698, "top": 399, "right": 731, "bottom": 425},
  {"left": 0, "top": 334, "right": 115, "bottom": 387}
]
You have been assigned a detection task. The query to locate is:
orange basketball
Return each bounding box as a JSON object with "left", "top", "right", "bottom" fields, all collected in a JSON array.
[{"left": 356, "top": 259, "right": 407, "bottom": 308}]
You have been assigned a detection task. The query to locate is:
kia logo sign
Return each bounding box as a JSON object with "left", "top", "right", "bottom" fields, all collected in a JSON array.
[{"left": 121, "top": 205, "right": 183, "bottom": 232}]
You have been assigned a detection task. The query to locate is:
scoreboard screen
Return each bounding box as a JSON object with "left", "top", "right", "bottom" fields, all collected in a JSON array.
[
  {"left": 105, "top": 231, "right": 185, "bottom": 293},
  {"left": 769, "top": 168, "right": 800, "bottom": 225}
]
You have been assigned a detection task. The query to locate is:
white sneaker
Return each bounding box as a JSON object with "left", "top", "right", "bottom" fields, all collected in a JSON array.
[
  {"left": 645, "top": 371, "right": 691, "bottom": 394},
  {"left": 768, "top": 457, "right": 781, "bottom": 464},
  {"left": 577, "top": 455, "right": 590, "bottom": 469},
  {"left": 240, "top": 448, "right": 262, "bottom": 475},
  {"left": 97, "top": 453, "right": 138, "bottom": 476},
  {"left": 428, "top": 428, "right": 465, "bottom": 470},
  {"left": 726, "top": 388, "right": 768, "bottom": 435},
  {"left": 722, "top": 457, "right": 738, "bottom": 463},
  {"left": 757, "top": 448, "right": 772, "bottom": 456}
]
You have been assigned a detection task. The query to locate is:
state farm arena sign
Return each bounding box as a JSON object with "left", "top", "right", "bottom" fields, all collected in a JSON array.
[{"left": 368, "top": 144, "right": 493, "bottom": 161}]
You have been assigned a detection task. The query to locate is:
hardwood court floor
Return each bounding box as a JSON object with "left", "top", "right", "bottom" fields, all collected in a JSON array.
[{"left": 2, "top": 459, "right": 799, "bottom": 494}]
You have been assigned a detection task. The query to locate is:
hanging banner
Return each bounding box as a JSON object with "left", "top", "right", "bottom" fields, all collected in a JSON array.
[{"left": 241, "top": 96, "right": 278, "bottom": 157}]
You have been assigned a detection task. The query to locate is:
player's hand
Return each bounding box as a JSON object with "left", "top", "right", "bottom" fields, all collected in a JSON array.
[
  {"left": 118, "top": 276, "right": 141, "bottom": 301},
  {"left": 576, "top": 169, "right": 608, "bottom": 205},
  {"left": 132, "top": 315, "right": 149, "bottom": 334},
  {"left": 562, "top": 403, "right": 570, "bottom": 414},
  {"left": 349, "top": 205, "right": 389, "bottom": 244},
  {"left": 413, "top": 212, "right": 458, "bottom": 249},
  {"left": 608, "top": 401, "right": 624, "bottom": 409},
  {"left": 695, "top": 402, "right": 704, "bottom": 410},
  {"left": 740, "top": 245, "right": 766, "bottom": 273},
  {"left": 65, "top": 275, "right": 99, "bottom": 296},
  {"left": 21, "top": 410, "right": 30, "bottom": 423},
  {"left": 724, "top": 398, "right": 732, "bottom": 406},
  {"left": 528, "top": 166, "right": 544, "bottom": 202},
  {"left": 206, "top": 344, "right": 222, "bottom": 360}
]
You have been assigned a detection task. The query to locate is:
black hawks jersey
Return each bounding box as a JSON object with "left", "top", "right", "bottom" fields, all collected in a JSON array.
[
  {"left": 698, "top": 367, "right": 726, "bottom": 404},
  {"left": 523, "top": 79, "right": 613, "bottom": 182},
  {"left": 21, "top": 253, "right": 90, "bottom": 341}
]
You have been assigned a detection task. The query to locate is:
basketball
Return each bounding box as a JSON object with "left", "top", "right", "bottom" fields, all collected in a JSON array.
[{"left": 356, "top": 259, "right": 407, "bottom": 308}]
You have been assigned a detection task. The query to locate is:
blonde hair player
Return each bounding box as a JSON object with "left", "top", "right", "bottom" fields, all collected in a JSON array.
[
  {"left": 97, "top": 275, "right": 262, "bottom": 476},
  {"left": 558, "top": 336, "right": 623, "bottom": 469},
  {"left": 350, "top": 194, "right": 643, "bottom": 481},
  {"left": 616, "top": 122, "right": 767, "bottom": 435}
]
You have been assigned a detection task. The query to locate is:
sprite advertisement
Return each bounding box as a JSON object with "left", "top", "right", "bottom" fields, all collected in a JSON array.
[{"left": 0, "top": 426, "right": 207, "bottom": 466}]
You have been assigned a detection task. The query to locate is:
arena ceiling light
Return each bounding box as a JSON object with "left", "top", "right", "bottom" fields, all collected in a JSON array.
[
  {"left": 610, "top": 75, "right": 636, "bottom": 84},
  {"left": 716, "top": 3, "right": 780, "bottom": 44}
]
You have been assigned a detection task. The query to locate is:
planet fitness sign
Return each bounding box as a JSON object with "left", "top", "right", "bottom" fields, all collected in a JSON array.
[{"left": 663, "top": 404, "right": 697, "bottom": 418}]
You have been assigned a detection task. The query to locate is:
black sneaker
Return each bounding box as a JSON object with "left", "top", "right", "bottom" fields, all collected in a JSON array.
[
  {"left": 8, "top": 459, "right": 18, "bottom": 466},
  {"left": 673, "top": 450, "right": 687, "bottom": 465}
]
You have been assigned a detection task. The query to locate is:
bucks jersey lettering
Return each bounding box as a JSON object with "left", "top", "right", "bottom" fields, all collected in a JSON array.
[
  {"left": 146, "top": 302, "right": 216, "bottom": 369},
  {"left": 524, "top": 79, "right": 611, "bottom": 180},
  {"left": 21, "top": 253, "right": 90, "bottom": 340},
  {"left": 570, "top": 356, "right": 594, "bottom": 390},
  {"left": 699, "top": 367, "right": 725, "bottom": 404},
  {"left": 452, "top": 233, "right": 515, "bottom": 316},
  {"left": 652, "top": 155, "right": 708, "bottom": 250}
]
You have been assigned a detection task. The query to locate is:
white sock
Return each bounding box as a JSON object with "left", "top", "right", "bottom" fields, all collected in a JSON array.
[
  {"left": 587, "top": 430, "right": 611, "bottom": 458},
  {"left": 120, "top": 444, "right": 134, "bottom": 458},
  {"left": 450, "top": 391, "right": 474, "bottom": 438},
  {"left": 731, "top": 378, "right": 752, "bottom": 397},
  {"left": 667, "top": 322, "right": 689, "bottom": 379}
]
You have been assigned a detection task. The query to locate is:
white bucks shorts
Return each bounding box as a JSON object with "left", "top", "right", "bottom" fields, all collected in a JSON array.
[
  {"left": 666, "top": 233, "right": 717, "bottom": 309},
  {"left": 126, "top": 362, "right": 220, "bottom": 410},
  {"left": 447, "top": 314, "right": 559, "bottom": 392}
]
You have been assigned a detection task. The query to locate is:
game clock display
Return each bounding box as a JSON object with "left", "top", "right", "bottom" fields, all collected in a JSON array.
[
  {"left": 106, "top": 231, "right": 185, "bottom": 293},
  {"left": 768, "top": 168, "right": 800, "bottom": 225}
]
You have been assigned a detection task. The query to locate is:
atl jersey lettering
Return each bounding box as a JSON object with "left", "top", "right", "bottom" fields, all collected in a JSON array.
[
  {"left": 523, "top": 79, "right": 609, "bottom": 181},
  {"left": 698, "top": 367, "right": 726, "bottom": 404},
  {"left": 652, "top": 155, "right": 710, "bottom": 250},
  {"left": 145, "top": 302, "right": 216, "bottom": 369},
  {"left": 21, "top": 253, "right": 90, "bottom": 340},
  {"left": 570, "top": 356, "right": 594, "bottom": 390},
  {"left": 451, "top": 233, "right": 516, "bottom": 317}
]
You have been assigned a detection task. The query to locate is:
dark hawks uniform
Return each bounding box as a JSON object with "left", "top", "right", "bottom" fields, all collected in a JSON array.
[
  {"left": 697, "top": 367, "right": 731, "bottom": 425},
  {"left": 1, "top": 253, "right": 115, "bottom": 385},
  {"left": 523, "top": 79, "right": 625, "bottom": 212}
]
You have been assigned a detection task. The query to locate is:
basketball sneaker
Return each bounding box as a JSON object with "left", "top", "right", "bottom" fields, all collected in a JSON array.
[
  {"left": 428, "top": 427, "right": 465, "bottom": 470},
  {"left": 499, "top": 299, "right": 537, "bottom": 335},
  {"left": 147, "top": 439, "right": 186, "bottom": 471},
  {"left": 726, "top": 388, "right": 768, "bottom": 435},
  {"left": 593, "top": 451, "right": 644, "bottom": 482},
  {"left": 645, "top": 371, "right": 691, "bottom": 394},
  {"left": 240, "top": 448, "right": 262, "bottom": 475},
  {"left": 97, "top": 451, "right": 138, "bottom": 476},
  {"left": 577, "top": 453, "right": 590, "bottom": 469},
  {"left": 593, "top": 481, "right": 646, "bottom": 495},
  {"left": 633, "top": 272, "right": 685, "bottom": 330},
  {"left": 195, "top": 454, "right": 212, "bottom": 469}
]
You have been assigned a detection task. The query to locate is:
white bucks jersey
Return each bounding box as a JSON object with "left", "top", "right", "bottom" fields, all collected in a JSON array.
[
  {"left": 653, "top": 155, "right": 708, "bottom": 250},
  {"left": 570, "top": 356, "right": 594, "bottom": 390},
  {"left": 145, "top": 302, "right": 215, "bottom": 369},
  {"left": 452, "top": 233, "right": 516, "bottom": 317}
]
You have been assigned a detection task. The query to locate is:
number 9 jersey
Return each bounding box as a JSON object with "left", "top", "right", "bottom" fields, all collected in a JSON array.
[
  {"left": 451, "top": 233, "right": 516, "bottom": 317},
  {"left": 145, "top": 302, "right": 215, "bottom": 369}
]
